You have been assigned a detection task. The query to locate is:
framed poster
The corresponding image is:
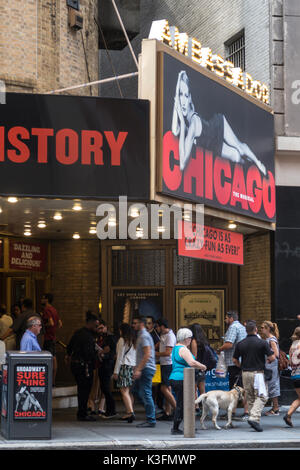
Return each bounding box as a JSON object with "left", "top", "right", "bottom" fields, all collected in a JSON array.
[
  {"left": 13, "top": 364, "right": 48, "bottom": 420},
  {"left": 176, "top": 289, "right": 225, "bottom": 346},
  {"left": 113, "top": 288, "right": 164, "bottom": 335},
  {"left": 159, "top": 50, "right": 275, "bottom": 222}
]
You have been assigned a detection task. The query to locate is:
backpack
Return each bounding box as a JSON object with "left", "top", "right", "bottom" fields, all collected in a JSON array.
[
  {"left": 202, "top": 345, "right": 217, "bottom": 371},
  {"left": 278, "top": 349, "right": 289, "bottom": 371}
]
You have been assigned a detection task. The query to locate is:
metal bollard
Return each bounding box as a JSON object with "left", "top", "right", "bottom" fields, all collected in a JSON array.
[{"left": 183, "top": 367, "right": 195, "bottom": 438}]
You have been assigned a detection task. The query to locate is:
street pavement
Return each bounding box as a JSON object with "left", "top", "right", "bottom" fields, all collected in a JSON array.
[{"left": 0, "top": 405, "right": 300, "bottom": 450}]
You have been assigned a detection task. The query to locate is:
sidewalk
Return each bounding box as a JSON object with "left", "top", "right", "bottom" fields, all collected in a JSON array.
[{"left": 0, "top": 406, "right": 299, "bottom": 450}]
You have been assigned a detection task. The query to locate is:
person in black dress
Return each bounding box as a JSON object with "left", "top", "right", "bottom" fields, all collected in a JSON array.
[{"left": 172, "top": 70, "right": 266, "bottom": 175}]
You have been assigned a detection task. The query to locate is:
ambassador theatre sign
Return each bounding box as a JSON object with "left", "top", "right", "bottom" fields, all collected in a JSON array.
[{"left": 139, "top": 31, "right": 275, "bottom": 224}]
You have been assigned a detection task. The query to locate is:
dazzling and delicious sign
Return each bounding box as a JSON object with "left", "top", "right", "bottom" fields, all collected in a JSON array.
[
  {"left": 160, "top": 53, "right": 275, "bottom": 222},
  {"left": 0, "top": 93, "right": 149, "bottom": 199},
  {"left": 178, "top": 221, "right": 244, "bottom": 265},
  {"left": 9, "top": 241, "right": 47, "bottom": 272}
]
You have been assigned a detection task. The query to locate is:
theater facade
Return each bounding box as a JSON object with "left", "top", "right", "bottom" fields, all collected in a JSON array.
[{"left": 0, "top": 35, "right": 275, "bottom": 385}]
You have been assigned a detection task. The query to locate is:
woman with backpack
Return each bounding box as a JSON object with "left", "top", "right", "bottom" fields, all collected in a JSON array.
[
  {"left": 189, "top": 323, "right": 216, "bottom": 413},
  {"left": 260, "top": 321, "right": 281, "bottom": 416},
  {"left": 113, "top": 323, "right": 136, "bottom": 423}
]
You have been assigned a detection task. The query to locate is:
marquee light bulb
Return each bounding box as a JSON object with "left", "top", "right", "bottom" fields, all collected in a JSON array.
[{"left": 8, "top": 197, "right": 18, "bottom": 203}]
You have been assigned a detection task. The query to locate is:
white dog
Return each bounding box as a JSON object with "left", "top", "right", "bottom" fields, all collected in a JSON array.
[{"left": 195, "top": 386, "right": 245, "bottom": 430}]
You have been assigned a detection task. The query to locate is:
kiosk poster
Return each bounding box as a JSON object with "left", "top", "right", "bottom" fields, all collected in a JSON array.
[
  {"left": 1, "top": 365, "right": 8, "bottom": 418},
  {"left": 160, "top": 52, "right": 275, "bottom": 222},
  {"left": 13, "top": 364, "right": 48, "bottom": 420}
]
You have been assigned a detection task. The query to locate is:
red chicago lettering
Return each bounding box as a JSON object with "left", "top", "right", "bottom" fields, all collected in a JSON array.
[
  {"left": 183, "top": 146, "right": 204, "bottom": 197},
  {"left": 162, "top": 133, "right": 276, "bottom": 220},
  {"left": 230, "top": 164, "right": 249, "bottom": 210},
  {"left": 247, "top": 166, "right": 262, "bottom": 213},
  {"left": 263, "top": 171, "right": 276, "bottom": 219},
  {"left": 214, "top": 156, "right": 231, "bottom": 205},
  {"left": 162, "top": 131, "right": 181, "bottom": 191},
  {"left": 204, "top": 151, "right": 213, "bottom": 200}
]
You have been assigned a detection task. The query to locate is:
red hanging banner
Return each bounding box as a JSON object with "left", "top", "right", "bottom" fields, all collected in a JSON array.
[
  {"left": 178, "top": 221, "right": 244, "bottom": 265},
  {"left": 9, "top": 241, "right": 48, "bottom": 272}
]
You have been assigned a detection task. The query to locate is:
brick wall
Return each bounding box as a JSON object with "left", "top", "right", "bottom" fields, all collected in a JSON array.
[
  {"left": 49, "top": 239, "right": 100, "bottom": 346},
  {"left": 0, "top": 0, "right": 99, "bottom": 95},
  {"left": 240, "top": 233, "right": 272, "bottom": 326}
]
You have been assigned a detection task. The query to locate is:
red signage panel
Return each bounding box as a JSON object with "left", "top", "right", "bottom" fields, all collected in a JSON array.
[
  {"left": 9, "top": 241, "right": 47, "bottom": 272},
  {"left": 178, "top": 221, "right": 244, "bottom": 265}
]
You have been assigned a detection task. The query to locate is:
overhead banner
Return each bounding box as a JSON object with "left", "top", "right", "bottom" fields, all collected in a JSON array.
[
  {"left": 0, "top": 93, "right": 149, "bottom": 199},
  {"left": 178, "top": 221, "right": 244, "bottom": 265},
  {"left": 159, "top": 52, "right": 275, "bottom": 222}
]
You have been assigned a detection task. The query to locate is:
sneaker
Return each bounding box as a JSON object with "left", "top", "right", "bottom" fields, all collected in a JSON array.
[
  {"left": 241, "top": 413, "right": 249, "bottom": 421},
  {"left": 248, "top": 420, "right": 263, "bottom": 432}
]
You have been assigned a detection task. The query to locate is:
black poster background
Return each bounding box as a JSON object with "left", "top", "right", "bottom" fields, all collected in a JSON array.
[
  {"left": 161, "top": 53, "right": 275, "bottom": 222},
  {"left": 0, "top": 93, "right": 149, "bottom": 199},
  {"left": 13, "top": 364, "right": 48, "bottom": 420},
  {"left": 113, "top": 289, "right": 164, "bottom": 335}
]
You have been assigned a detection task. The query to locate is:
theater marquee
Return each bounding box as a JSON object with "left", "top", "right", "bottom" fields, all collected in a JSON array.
[
  {"left": 0, "top": 93, "right": 150, "bottom": 200},
  {"left": 139, "top": 39, "right": 276, "bottom": 226}
]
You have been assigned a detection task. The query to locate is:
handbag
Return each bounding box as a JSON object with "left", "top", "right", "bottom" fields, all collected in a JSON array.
[{"left": 152, "top": 364, "right": 161, "bottom": 384}]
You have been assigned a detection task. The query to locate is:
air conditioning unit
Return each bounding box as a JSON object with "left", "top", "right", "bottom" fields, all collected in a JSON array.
[{"left": 68, "top": 7, "right": 84, "bottom": 30}]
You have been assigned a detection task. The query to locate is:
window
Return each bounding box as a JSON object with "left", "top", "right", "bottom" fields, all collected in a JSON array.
[{"left": 225, "top": 30, "right": 245, "bottom": 71}]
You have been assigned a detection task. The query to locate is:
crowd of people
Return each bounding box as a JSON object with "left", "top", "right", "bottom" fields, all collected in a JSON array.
[
  {"left": 1, "top": 300, "right": 299, "bottom": 434},
  {"left": 0, "top": 294, "right": 62, "bottom": 386},
  {"left": 66, "top": 310, "right": 300, "bottom": 434}
]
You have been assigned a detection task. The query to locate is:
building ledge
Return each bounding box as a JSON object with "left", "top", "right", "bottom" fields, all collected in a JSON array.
[{"left": 277, "top": 136, "right": 300, "bottom": 152}]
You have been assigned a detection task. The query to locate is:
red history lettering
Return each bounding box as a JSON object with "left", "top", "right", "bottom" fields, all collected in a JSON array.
[{"left": 0, "top": 126, "right": 128, "bottom": 166}]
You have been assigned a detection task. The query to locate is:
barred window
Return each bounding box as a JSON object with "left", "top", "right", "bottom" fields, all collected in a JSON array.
[{"left": 225, "top": 30, "right": 245, "bottom": 71}]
